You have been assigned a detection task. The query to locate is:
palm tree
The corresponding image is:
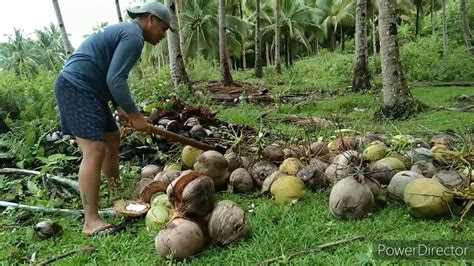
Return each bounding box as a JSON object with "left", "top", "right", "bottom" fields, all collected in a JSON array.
[
  {"left": 165, "top": 0, "right": 189, "bottom": 85},
  {"left": 0, "top": 29, "right": 39, "bottom": 76},
  {"left": 441, "top": 0, "right": 449, "bottom": 57},
  {"left": 52, "top": 0, "right": 74, "bottom": 55},
  {"left": 176, "top": 0, "right": 186, "bottom": 56},
  {"left": 274, "top": 0, "right": 282, "bottom": 75},
  {"left": 219, "top": 0, "right": 234, "bottom": 85},
  {"left": 115, "top": 0, "right": 123, "bottom": 22},
  {"left": 34, "top": 24, "right": 66, "bottom": 69},
  {"left": 255, "top": 0, "right": 264, "bottom": 77},
  {"left": 377, "top": 0, "right": 419, "bottom": 119},
  {"left": 459, "top": 0, "right": 474, "bottom": 55},
  {"left": 315, "top": 0, "right": 354, "bottom": 51},
  {"left": 413, "top": 0, "right": 423, "bottom": 37},
  {"left": 351, "top": 0, "right": 371, "bottom": 92}
]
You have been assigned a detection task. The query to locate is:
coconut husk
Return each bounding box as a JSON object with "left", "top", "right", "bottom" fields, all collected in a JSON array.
[
  {"left": 133, "top": 178, "right": 168, "bottom": 203},
  {"left": 114, "top": 200, "right": 150, "bottom": 218}
]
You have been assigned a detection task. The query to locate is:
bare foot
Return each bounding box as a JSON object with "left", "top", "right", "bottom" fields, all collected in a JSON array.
[{"left": 83, "top": 219, "right": 111, "bottom": 235}]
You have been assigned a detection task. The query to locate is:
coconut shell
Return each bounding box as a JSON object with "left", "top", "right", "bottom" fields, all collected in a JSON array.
[
  {"left": 250, "top": 161, "right": 278, "bottom": 188},
  {"left": 114, "top": 200, "right": 150, "bottom": 218},
  {"left": 410, "top": 161, "right": 436, "bottom": 178},
  {"left": 208, "top": 200, "right": 250, "bottom": 246},
  {"left": 367, "top": 157, "right": 406, "bottom": 185},
  {"left": 145, "top": 205, "right": 172, "bottom": 232},
  {"left": 141, "top": 164, "right": 162, "bottom": 179},
  {"left": 279, "top": 158, "right": 305, "bottom": 176},
  {"left": 270, "top": 175, "right": 305, "bottom": 204},
  {"left": 133, "top": 178, "right": 169, "bottom": 203},
  {"left": 225, "top": 152, "right": 243, "bottom": 173},
  {"left": 34, "top": 220, "right": 63, "bottom": 239},
  {"left": 155, "top": 218, "right": 205, "bottom": 261},
  {"left": 263, "top": 145, "right": 285, "bottom": 165},
  {"left": 262, "top": 171, "right": 286, "bottom": 194},
  {"left": 229, "top": 168, "right": 253, "bottom": 193},
  {"left": 404, "top": 178, "right": 454, "bottom": 219},
  {"left": 329, "top": 177, "right": 375, "bottom": 219},
  {"left": 386, "top": 171, "right": 425, "bottom": 201},
  {"left": 296, "top": 163, "right": 328, "bottom": 189},
  {"left": 168, "top": 172, "right": 216, "bottom": 218}
]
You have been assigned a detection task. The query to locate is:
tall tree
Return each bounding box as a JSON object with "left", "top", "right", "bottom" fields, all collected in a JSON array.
[
  {"left": 255, "top": 0, "right": 263, "bottom": 78},
  {"left": 115, "top": 0, "right": 123, "bottom": 22},
  {"left": 431, "top": 0, "right": 435, "bottom": 37},
  {"left": 274, "top": 0, "right": 282, "bottom": 75},
  {"left": 459, "top": 0, "right": 474, "bottom": 55},
  {"left": 441, "top": 0, "right": 449, "bottom": 57},
  {"left": 377, "top": 0, "right": 419, "bottom": 119},
  {"left": 219, "top": 0, "right": 234, "bottom": 85},
  {"left": 176, "top": 0, "right": 186, "bottom": 57},
  {"left": 166, "top": 0, "right": 189, "bottom": 85},
  {"left": 52, "top": 0, "right": 74, "bottom": 55},
  {"left": 351, "top": 0, "right": 371, "bottom": 91},
  {"left": 413, "top": 0, "right": 422, "bottom": 37}
]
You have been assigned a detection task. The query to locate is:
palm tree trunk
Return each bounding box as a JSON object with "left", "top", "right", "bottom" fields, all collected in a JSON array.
[
  {"left": 242, "top": 40, "right": 247, "bottom": 70},
  {"left": 378, "top": 0, "right": 415, "bottom": 117},
  {"left": 352, "top": 0, "right": 371, "bottom": 92},
  {"left": 165, "top": 0, "right": 189, "bottom": 85},
  {"left": 316, "top": 40, "right": 319, "bottom": 55},
  {"left": 176, "top": 0, "right": 186, "bottom": 58},
  {"left": 52, "top": 0, "right": 74, "bottom": 55},
  {"left": 284, "top": 33, "right": 289, "bottom": 68},
  {"left": 115, "top": 0, "right": 123, "bottom": 22},
  {"left": 274, "top": 0, "right": 282, "bottom": 75},
  {"left": 372, "top": 14, "right": 377, "bottom": 54},
  {"left": 431, "top": 0, "right": 435, "bottom": 37},
  {"left": 255, "top": 0, "right": 263, "bottom": 78},
  {"left": 330, "top": 31, "right": 336, "bottom": 51},
  {"left": 219, "top": 0, "right": 234, "bottom": 86},
  {"left": 441, "top": 0, "right": 449, "bottom": 57},
  {"left": 340, "top": 26, "right": 344, "bottom": 51},
  {"left": 266, "top": 42, "right": 270, "bottom": 66},
  {"left": 460, "top": 0, "right": 474, "bottom": 55},
  {"left": 415, "top": 4, "right": 420, "bottom": 37}
]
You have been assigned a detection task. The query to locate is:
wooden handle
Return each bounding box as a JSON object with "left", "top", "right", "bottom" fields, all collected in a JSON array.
[{"left": 149, "top": 125, "right": 217, "bottom": 151}]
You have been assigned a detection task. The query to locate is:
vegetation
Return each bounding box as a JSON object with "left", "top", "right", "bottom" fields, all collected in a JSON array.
[{"left": 1, "top": 0, "right": 473, "bottom": 265}]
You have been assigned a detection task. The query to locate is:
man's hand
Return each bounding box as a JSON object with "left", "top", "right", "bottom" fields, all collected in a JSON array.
[
  {"left": 128, "top": 112, "right": 150, "bottom": 132},
  {"left": 115, "top": 106, "right": 131, "bottom": 126}
]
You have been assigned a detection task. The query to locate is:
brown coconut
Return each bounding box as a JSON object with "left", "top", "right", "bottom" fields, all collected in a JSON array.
[
  {"left": 225, "top": 152, "right": 243, "bottom": 173},
  {"left": 250, "top": 160, "right": 278, "bottom": 188},
  {"left": 194, "top": 150, "right": 229, "bottom": 191},
  {"left": 296, "top": 162, "right": 328, "bottom": 189},
  {"left": 208, "top": 200, "right": 250, "bottom": 246},
  {"left": 308, "top": 142, "right": 329, "bottom": 158},
  {"left": 410, "top": 161, "right": 436, "bottom": 178},
  {"left": 229, "top": 168, "right": 253, "bottom": 193},
  {"left": 329, "top": 176, "right": 375, "bottom": 219},
  {"left": 133, "top": 178, "right": 168, "bottom": 203},
  {"left": 367, "top": 157, "right": 407, "bottom": 185},
  {"left": 262, "top": 170, "right": 286, "bottom": 194},
  {"left": 153, "top": 170, "right": 181, "bottom": 185},
  {"left": 141, "top": 164, "right": 162, "bottom": 179},
  {"left": 433, "top": 170, "right": 469, "bottom": 189},
  {"left": 283, "top": 145, "right": 306, "bottom": 159},
  {"left": 155, "top": 218, "right": 205, "bottom": 261},
  {"left": 362, "top": 178, "right": 387, "bottom": 207},
  {"left": 386, "top": 171, "right": 425, "bottom": 201},
  {"left": 263, "top": 145, "right": 285, "bottom": 165},
  {"left": 167, "top": 172, "right": 216, "bottom": 218},
  {"left": 328, "top": 137, "right": 356, "bottom": 152}
]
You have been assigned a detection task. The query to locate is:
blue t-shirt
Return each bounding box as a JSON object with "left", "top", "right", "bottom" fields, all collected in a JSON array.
[{"left": 60, "top": 21, "right": 144, "bottom": 113}]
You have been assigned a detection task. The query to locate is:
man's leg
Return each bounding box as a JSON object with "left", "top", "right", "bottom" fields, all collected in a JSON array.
[
  {"left": 75, "top": 137, "right": 110, "bottom": 235},
  {"left": 102, "top": 130, "right": 121, "bottom": 188}
]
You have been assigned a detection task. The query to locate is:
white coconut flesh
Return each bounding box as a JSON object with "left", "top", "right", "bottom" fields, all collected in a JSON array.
[{"left": 125, "top": 203, "right": 148, "bottom": 212}]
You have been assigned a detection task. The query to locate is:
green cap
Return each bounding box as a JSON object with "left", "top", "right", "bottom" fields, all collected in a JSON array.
[{"left": 127, "top": 2, "right": 174, "bottom": 32}]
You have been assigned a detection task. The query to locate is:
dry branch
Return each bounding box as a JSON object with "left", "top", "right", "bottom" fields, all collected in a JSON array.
[
  {"left": 0, "top": 168, "right": 80, "bottom": 193},
  {"left": 0, "top": 201, "right": 116, "bottom": 218}
]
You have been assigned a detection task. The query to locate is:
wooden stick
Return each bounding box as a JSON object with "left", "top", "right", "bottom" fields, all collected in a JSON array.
[
  {"left": 0, "top": 201, "right": 116, "bottom": 218},
  {"left": 0, "top": 168, "right": 80, "bottom": 193},
  {"left": 257, "top": 235, "right": 364, "bottom": 265},
  {"left": 36, "top": 246, "right": 96, "bottom": 266}
]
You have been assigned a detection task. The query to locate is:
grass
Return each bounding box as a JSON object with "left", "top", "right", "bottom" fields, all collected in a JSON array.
[{"left": 1, "top": 58, "right": 474, "bottom": 264}]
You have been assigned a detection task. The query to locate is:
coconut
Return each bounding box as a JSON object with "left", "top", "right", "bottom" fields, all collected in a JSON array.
[
  {"left": 404, "top": 178, "right": 454, "bottom": 219},
  {"left": 362, "top": 178, "right": 387, "bottom": 207},
  {"left": 356, "top": 133, "right": 388, "bottom": 149},
  {"left": 283, "top": 145, "right": 306, "bottom": 159},
  {"left": 309, "top": 158, "right": 330, "bottom": 169},
  {"left": 270, "top": 175, "right": 305, "bottom": 204},
  {"left": 208, "top": 200, "right": 250, "bottom": 246},
  {"left": 279, "top": 158, "right": 305, "bottom": 176},
  {"left": 333, "top": 150, "right": 362, "bottom": 166},
  {"left": 263, "top": 145, "right": 285, "bottom": 165},
  {"left": 114, "top": 200, "right": 150, "bottom": 218},
  {"left": 229, "top": 168, "right": 253, "bottom": 193},
  {"left": 329, "top": 177, "right": 375, "bottom": 219},
  {"left": 433, "top": 170, "right": 469, "bottom": 188},
  {"left": 145, "top": 205, "right": 172, "bottom": 232},
  {"left": 182, "top": 146, "right": 203, "bottom": 169},
  {"left": 328, "top": 137, "right": 356, "bottom": 152},
  {"left": 386, "top": 171, "right": 425, "bottom": 201},
  {"left": 262, "top": 171, "right": 286, "bottom": 194},
  {"left": 167, "top": 172, "right": 216, "bottom": 218},
  {"left": 296, "top": 162, "right": 328, "bottom": 189},
  {"left": 390, "top": 134, "right": 415, "bottom": 147},
  {"left": 240, "top": 156, "right": 251, "bottom": 170},
  {"left": 324, "top": 163, "right": 354, "bottom": 184},
  {"left": 431, "top": 146, "right": 462, "bottom": 165},
  {"left": 190, "top": 125, "right": 206, "bottom": 138},
  {"left": 133, "top": 178, "right": 168, "bottom": 203},
  {"left": 430, "top": 133, "right": 456, "bottom": 148},
  {"left": 367, "top": 157, "right": 407, "bottom": 185},
  {"left": 34, "top": 220, "right": 63, "bottom": 239},
  {"left": 164, "top": 163, "right": 182, "bottom": 172},
  {"left": 155, "top": 218, "right": 205, "bottom": 261},
  {"left": 308, "top": 142, "right": 329, "bottom": 157},
  {"left": 412, "top": 138, "right": 430, "bottom": 149},
  {"left": 184, "top": 117, "right": 200, "bottom": 128},
  {"left": 150, "top": 193, "right": 172, "bottom": 208},
  {"left": 154, "top": 170, "right": 181, "bottom": 185},
  {"left": 141, "top": 164, "right": 162, "bottom": 179},
  {"left": 402, "top": 147, "right": 433, "bottom": 163},
  {"left": 461, "top": 167, "right": 474, "bottom": 182},
  {"left": 410, "top": 161, "right": 436, "bottom": 178},
  {"left": 194, "top": 151, "right": 229, "bottom": 191},
  {"left": 225, "top": 152, "right": 243, "bottom": 173},
  {"left": 362, "top": 142, "right": 388, "bottom": 162},
  {"left": 250, "top": 161, "right": 278, "bottom": 188}
]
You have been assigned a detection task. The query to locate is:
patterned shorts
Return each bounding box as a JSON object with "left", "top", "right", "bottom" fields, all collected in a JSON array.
[{"left": 54, "top": 74, "right": 118, "bottom": 142}]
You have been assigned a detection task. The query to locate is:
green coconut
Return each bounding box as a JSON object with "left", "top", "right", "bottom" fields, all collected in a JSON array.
[
  {"left": 362, "top": 141, "right": 388, "bottom": 162},
  {"left": 150, "top": 193, "right": 172, "bottom": 208},
  {"left": 367, "top": 157, "right": 406, "bottom": 184},
  {"left": 270, "top": 175, "right": 305, "bottom": 204},
  {"left": 386, "top": 171, "right": 425, "bottom": 201},
  {"left": 404, "top": 178, "right": 454, "bottom": 219},
  {"left": 164, "top": 163, "right": 182, "bottom": 172},
  {"left": 279, "top": 158, "right": 305, "bottom": 176},
  {"left": 181, "top": 145, "right": 203, "bottom": 169},
  {"left": 145, "top": 205, "right": 172, "bottom": 232},
  {"left": 390, "top": 134, "right": 415, "bottom": 147}
]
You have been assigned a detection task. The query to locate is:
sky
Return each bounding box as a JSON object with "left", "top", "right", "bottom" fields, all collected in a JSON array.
[{"left": 0, "top": 0, "right": 145, "bottom": 48}]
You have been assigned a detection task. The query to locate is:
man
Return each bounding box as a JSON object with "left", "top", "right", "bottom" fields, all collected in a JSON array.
[{"left": 54, "top": 2, "right": 173, "bottom": 236}]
